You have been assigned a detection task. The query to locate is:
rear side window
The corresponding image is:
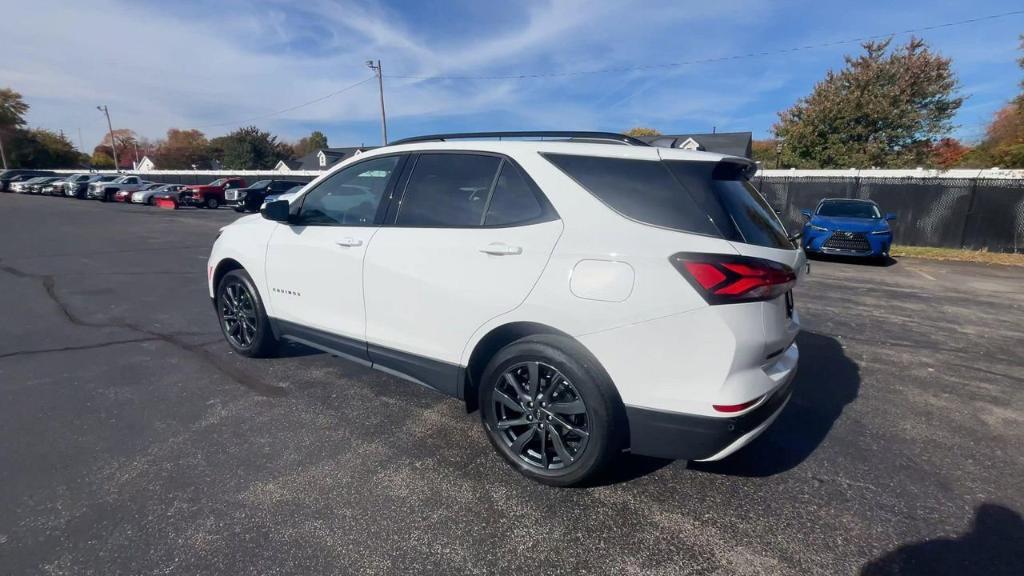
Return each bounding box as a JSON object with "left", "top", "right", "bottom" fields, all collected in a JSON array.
[
  {"left": 544, "top": 154, "right": 720, "bottom": 237},
  {"left": 665, "top": 161, "right": 791, "bottom": 249},
  {"left": 397, "top": 154, "right": 501, "bottom": 227},
  {"left": 484, "top": 162, "right": 544, "bottom": 226}
]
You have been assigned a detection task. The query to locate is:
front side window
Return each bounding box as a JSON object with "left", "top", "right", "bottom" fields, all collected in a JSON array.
[
  {"left": 295, "top": 156, "right": 400, "bottom": 226},
  {"left": 396, "top": 154, "right": 501, "bottom": 227}
]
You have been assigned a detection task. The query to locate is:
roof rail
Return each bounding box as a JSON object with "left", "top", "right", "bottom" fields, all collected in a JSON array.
[{"left": 388, "top": 131, "right": 650, "bottom": 147}]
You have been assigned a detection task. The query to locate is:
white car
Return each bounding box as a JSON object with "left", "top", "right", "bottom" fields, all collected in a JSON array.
[
  {"left": 207, "top": 131, "right": 804, "bottom": 486},
  {"left": 86, "top": 174, "right": 150, "bottom": 202},
  {"left": 132, "top": 184, "right": 186, "bottom": 205}
]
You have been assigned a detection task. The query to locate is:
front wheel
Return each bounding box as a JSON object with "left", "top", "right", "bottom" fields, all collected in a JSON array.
[
  {"left": 206, "top": 197, "right": 220, "bottom": 209},
  {"left": 216, "top": 269, "right": 278, "bottom": 357},
  {"left": 479, "top": 335, "right": 625, "bottom": 486}
]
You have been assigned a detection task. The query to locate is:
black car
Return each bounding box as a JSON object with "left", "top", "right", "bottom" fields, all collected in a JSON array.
[
  {"left": 226, "top": 179, "right": 305, "bottom": 212},
  {"left": 26, "top": 176, "right": 63, "bottom": 194},
  {"left": 1, "top": 170, "right": 56, "bottom": 192}
]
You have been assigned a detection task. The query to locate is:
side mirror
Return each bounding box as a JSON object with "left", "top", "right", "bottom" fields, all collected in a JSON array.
[
  {"left": 885, "top": 212, "right": 896, "bottom": 221},
  {"left": 800, "top": 209, "right": 812, "bottom": 219},
  {"left": 261, "top": 199, "right": 291, "bottom": 223}
]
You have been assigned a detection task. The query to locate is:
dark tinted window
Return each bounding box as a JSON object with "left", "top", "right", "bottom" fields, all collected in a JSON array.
[
  {"left": 397, "top": 154, "right": 501, "bottom": 227},
  {"left": 484, "top": 162, "right": 543, "bottom": 226},
  {"left": 545, "top": 154, "right": 719, "bottom": 236},
  {"left": 817, "top": 200, "right": 880, "bottom": 219},
  {"left": 665, "top": 161, "right": 792, "bottom": 249},
  {"left": 297, "top": 156, "right": 400, "bottom": 226}
]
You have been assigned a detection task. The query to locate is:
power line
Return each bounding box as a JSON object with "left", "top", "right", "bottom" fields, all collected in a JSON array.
[
  {"left": 196, "top": 76, "right": 377, "bottom": 129},
  {"left": 388, "top": 9, "right": 1024, "bottom": 81}
]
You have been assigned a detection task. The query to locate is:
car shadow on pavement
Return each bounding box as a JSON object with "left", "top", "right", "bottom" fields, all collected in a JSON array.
[
  {"left": 807, "top": 253, "right": 898, "bottom": 267},
  {"left": 859, "top": 503, "right": 1024, "bottom": 576},
  {"left": 689, "top": 330, "right": 859, "bottom": 478}
]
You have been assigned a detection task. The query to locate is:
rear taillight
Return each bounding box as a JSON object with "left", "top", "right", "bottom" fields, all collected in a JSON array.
[{"left": 670, "top": 252, "right": 796, "bottom": 305}]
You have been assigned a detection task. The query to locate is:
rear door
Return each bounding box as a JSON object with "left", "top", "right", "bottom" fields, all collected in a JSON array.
[{"left": 362, "top": 153, "right": 562, "bottom": 393}]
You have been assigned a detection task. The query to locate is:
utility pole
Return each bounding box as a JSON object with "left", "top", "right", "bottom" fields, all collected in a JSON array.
[
  {"left": 0, "top": 131, "right": 8, "bottom": 170},
  {"left": 366, "top": 60, "right": 388, "bottom": 145},
  {"left": 96, "top": 105, "right": 119, "bottom": 169}
]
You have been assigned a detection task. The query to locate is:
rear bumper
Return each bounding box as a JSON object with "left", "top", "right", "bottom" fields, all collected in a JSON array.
[{"left": 625, "top": 342, "right": 797, "bottom": 461}]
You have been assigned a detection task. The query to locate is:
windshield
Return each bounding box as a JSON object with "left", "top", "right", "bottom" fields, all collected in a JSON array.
[
  {"left": 250, "top": 180, "right": 271, "bottom": 189},
  {"left": 817, "top": 201, "right": 881, "bottom": 219},
  {"left": 208, "top": 178, "right": 229, "bottom": 186}
]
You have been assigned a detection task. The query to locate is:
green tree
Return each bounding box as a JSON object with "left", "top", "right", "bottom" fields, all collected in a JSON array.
[
  {"left": 10, "top": 129, "right": 82, "bottom": 168},
  {"left": 0, "top": 88, "right": 29, "bottom": 129},
  {"left": 294, "top": 130, "right": 329, "bottom": 156},
  {"left": 624, "top": 127, "right": 661, "bottom": 137},
  {"left": 774, "top": 37, "right": 963, "bottom": 168},
  {"left": 211, "top": 126, "right": 284, "bottom": 169}
]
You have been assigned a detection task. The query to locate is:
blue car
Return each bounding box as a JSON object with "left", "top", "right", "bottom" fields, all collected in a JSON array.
[{"left": 801, "top": 199, "right": 896, "bottom": 259}]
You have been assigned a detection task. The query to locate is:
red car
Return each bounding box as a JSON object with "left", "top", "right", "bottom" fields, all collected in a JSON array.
[{"left": 182, "top": 177, "right": 247, "bottom": 209}]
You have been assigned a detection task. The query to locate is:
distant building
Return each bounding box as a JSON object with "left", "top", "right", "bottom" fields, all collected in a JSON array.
[
  {"left": 637, "top": 132, "right": 752, "bottom": 159},
  {"left": 275, "top": 146, "right": 376, "bottom": 172}
]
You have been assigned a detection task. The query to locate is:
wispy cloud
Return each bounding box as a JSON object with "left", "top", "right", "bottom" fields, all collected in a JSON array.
[{"left": 2, "top": 0, "right": 1021, "bottom": 148}]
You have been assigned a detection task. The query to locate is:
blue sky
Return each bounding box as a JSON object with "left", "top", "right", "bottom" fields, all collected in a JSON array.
[{"left": 3, "top": 0, "right": 1022, "bottom": 151}]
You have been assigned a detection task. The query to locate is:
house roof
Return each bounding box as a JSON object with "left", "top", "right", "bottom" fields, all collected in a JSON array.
[
  {"left": 637, "top": 132, "right": 752, "bottom": 159},
  {"left": 291, "top": 146, "right": 378, "bottom": 170}
]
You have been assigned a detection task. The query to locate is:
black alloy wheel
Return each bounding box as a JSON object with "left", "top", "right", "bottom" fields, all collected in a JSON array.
[
  {"left": 489, "top": 361, "right": 590, "bottom": 470},
  {"left": 480, "top": 335, "right": 624, "bottom": 486},
  {"left": 215, "top": 269, "right": 277, "bottom": 357},
  {"left": 206, "top": 197, "right": 219, "bottom": 209},
  {"left": 219, "top": 280, "right": 259, "bottom": 349}
]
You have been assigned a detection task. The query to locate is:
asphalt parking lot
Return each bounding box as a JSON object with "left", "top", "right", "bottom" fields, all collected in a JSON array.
[{"left": 1, "top": 193, "right": 1022, "bottom": 575}]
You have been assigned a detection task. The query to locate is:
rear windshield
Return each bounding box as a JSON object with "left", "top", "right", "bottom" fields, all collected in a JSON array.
[
  {"left": 664, "top": 160, "right": 792, "bottom": 249},
  {"left": 544, "top": 154, "right": 793, "bottom": 249}
]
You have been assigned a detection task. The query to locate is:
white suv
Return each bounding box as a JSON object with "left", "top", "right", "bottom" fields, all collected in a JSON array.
[{"left": 207, "top": 131, "right": 804, "bottom": 486}]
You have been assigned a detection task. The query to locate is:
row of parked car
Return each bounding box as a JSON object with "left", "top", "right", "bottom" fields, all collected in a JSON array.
[{"left": 0, "top": 169, "right": 307, "bottom": 212}]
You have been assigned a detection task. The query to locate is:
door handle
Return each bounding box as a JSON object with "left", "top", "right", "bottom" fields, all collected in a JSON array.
[
  {"left": 479, "top": 243, "right": 522, "bottom": 256},
  {"left": 336, "top": 238, "right": 363, "bottom": 247}
]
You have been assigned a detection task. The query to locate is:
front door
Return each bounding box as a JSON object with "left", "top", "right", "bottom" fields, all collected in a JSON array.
[{"left": 264, "top": 155, "right": 405, "bottom": 360}]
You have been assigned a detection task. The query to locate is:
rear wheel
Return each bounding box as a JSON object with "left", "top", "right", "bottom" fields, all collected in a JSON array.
[
  {"left": 479, "top": 335, "right": 625, "bottom": 486},
  {"left": 216, "top": 269, "right": 278, "bottom": 357}
]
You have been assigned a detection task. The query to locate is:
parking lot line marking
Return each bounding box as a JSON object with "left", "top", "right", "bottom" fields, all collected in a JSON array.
[{"left": 907, "top": 267, "right": 937, "bottom": 281}]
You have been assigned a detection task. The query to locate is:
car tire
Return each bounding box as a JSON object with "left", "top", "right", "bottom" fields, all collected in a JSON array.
[
  {"left": 234, "top": 206, "right": 245, "bottom": 213},
  {"left": 216, "top": 269, "right": 278, "bottom": 358},
  {"left": 206, "top": 197, "right": 219, "bottom": 209},
  {"left": 479, "top": 334, "right": 626, "bottom": 487}
]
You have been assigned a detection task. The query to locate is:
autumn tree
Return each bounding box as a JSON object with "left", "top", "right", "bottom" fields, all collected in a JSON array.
[
  {"left": 774, "top": 37, "right": 962, "bottom": 168},
  {"left": 624, "top": 127, "right": 661, "bottom": 137},
  {"left": 751, "top": 139, "right": 781, "bottom": 166},
  {"left": 293, "top": 130, "right": 329, "bottom": 156},
  {"left": 154, "top": 128, "right": 211, "bottom": 169},
  {"left": 0, "top": 88, "right": 28, "bottom": 129},
  {"left": 929, "top": 138, "right": 971, "bottom": 169},
  {"left": 966, "top": 35, "right": 1024, "bottom": 168}
]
